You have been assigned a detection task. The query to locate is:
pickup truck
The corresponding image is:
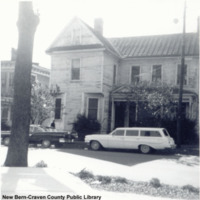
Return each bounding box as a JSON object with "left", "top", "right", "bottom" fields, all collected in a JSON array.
[{"left": 1, "top": 124, "right": 75, "bottom": 148}]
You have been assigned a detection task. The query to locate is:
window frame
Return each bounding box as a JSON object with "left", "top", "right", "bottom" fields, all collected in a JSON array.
[
  {"left": 113, "top": 64, "right": 117, "bottom": 84},
  {"left": 55, "top": 98, "right": 62, "bottom": 120},
  {"left": 87, "top": 98, "right": 99, "bottom": 120},
  {"left": 152, "top": 65, "right": 162, "bottom": 82},
  {"left": 71, "top": 58, "right": 81, "bottom": 81},
  {"left": 130, "top": 66, "right": 140, "bottom": 84}
]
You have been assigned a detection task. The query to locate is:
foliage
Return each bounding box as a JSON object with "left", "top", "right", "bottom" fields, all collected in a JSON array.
[
  {"left": 97, "top": 175, "right": 112, "bottom": 184},
  {"left": 77, "top": 168, "right": 94, "bottom": 180},
  {"left": 72, "top": 114, "right": 101, "bottom": 141},
  {"left": 182, "top": 185, "right": 199, "bottom": 194},
  {"left": 124, "top": 81, "right": 177, "bottom": 121},
  {"left": 161, "top": 118, "right": 198, "bottom": 145},
  {"left": 149, "top": 178, "right": 161, "bottom": 188},
  {"left": 114, "top": 177, "right": 128, "bottom": 184},
  {"left": 1, "top": 121, "right": 11, "bottom": 130},
  {"left": 31, "top": 82, "right": 55, "bottom": 124},
  {"left": 35, "top": 160, "right": 47, "bottom": 168}
]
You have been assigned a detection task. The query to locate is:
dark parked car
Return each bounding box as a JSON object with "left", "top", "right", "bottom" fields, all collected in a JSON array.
[{"left": 1, "top": 124, "right": 75, "bottom": 148}]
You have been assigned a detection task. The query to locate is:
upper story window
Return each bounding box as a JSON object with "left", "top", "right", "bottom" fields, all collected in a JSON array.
[
  {"left": 55, "top": 98, "right": 62, "bottom": 119},
  {"left": 88, "top": 98, "right": 98, "bottom": 120},
  {"left": 131, "top": 66, "right": 140, "bottom": 84},
  {"left": 71, "top": 59, "right": 80, "bottom": 80},
  {"left": 9, "top": 72, "right": 14, "bottom": 86},
  {"left": 152, "top": 65, "right": 162, "bottom": 82},
  {"left": 1, "top": 72, "right": 7, "bottom": 87},
  {"left": 177, "top": 64, "right": 187, "bottom": 85},
  {"left": 72, "top": 28, "right": 81, "bottom": 45},
  {"left": 113, "top": 65, "right": 117, "bottom": 84}
]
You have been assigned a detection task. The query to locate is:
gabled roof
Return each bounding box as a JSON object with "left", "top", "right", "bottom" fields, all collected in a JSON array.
[
  {"left": 46, "top": 17, "right": 119, "bottom": 57},
  {"left": 109, "top": 33, "right": 199, "bottom": 58}
]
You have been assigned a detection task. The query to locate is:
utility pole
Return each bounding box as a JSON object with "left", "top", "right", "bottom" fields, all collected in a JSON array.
[
  {"left": 4, "top": 2, "right": 39, "bottom": 166},
  {"left": 176, "top": 1, "right": 186, "bottom": 148}
]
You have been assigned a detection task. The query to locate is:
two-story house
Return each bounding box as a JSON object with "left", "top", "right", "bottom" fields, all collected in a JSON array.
[
  {"left": 1, "top": 51, "right": 50, "bottom": 126},
  {"left": 46, "top": 17, "right": 199, "bottom": 132}
]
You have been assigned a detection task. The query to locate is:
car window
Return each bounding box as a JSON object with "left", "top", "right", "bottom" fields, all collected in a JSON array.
[
  {"left": 140, "top": 130, "right": 161, "bottom": 137},
  {"left": 163, "top": 129, "right": 169, "bottom": 136},
  {"left": 126, "top": 130, "right": 138, "bottom": 136},
  {"left": 112, "top": 130, "right": 124, "bottom": 136}
]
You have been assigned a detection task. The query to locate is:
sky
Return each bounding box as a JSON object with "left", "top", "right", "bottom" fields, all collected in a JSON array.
[{"left": 0, "top": 0, "right": 199, "bottom": 69}]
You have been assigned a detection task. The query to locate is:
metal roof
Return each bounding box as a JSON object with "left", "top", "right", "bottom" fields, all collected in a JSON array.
[{"left": 108, "top": 33, "right": 199, "bottom": 58}]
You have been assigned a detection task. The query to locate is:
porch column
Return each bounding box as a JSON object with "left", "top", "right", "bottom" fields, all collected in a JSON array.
[
  {"left": 111, "top": 97, "right": 115, "bottom": 130},
  {"left": 124, "top": 102, "right": 130, "bottom": 127}
]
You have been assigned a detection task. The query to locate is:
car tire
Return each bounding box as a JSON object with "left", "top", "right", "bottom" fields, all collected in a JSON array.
[
  {"left": 139, "top": 145, "right": 151, "bottom": 154},
  {"left": 41, "top": 140, "right": 51, "bottom": 148},
  {"left": 90, "top": 141, "right": 101, "bottom": 151},
  {"left": 3, "top": 137, "right": 10, "bottom": 146}
]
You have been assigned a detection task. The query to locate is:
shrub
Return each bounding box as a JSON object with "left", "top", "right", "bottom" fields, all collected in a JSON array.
[
  {"left": 149, "top": 178, "right": 161, "bottom": 188},
  {"left": 114, "top": 177, "right": 128, "bottom": 184},
  {"left": 77, "top": 169, "right": 94, "bottom": 180},
  {"left": 72, "top": 114, "right": 101, "bottom": 141},
  {"left": 182, "top": 185, "right": 199, "bottom": 193},
  {"left": 97, "top": 175, "right": 112, "bottom": 184},
  {"left": 35, "top": 160, "right": 47, "bottom": 167},
  {"left": 161, "top": 118, "right": 198, "bottom": 145}
]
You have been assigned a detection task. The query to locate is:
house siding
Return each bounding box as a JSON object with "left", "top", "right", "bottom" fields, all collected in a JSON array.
[
  {"left": 118, "top": 56, "right": 199, "bottom": 93},
  {"left": 50, "top": 51, "right": 104, "bottom": 131}
]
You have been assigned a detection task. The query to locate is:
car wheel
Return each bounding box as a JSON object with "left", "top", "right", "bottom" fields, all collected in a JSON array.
[
  {"left": 139, "top": 145, "right": 151, "bottom": 154},
  {"left": 90, "top": 141, "right": 101, "bottom": 151},
  {"left": 3, "top": 137, "right": 10, "bottom": 146},
  {"left": 41, "top": 140, "right": 51, "bottom": 148}
]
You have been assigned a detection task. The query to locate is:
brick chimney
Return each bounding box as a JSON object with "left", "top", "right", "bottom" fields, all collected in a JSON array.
[{"left": 94, "top": 18, "right": 103, "bottom": 35}]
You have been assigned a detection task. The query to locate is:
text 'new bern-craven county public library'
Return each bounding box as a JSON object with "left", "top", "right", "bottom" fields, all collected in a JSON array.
[{"left": 46, "top": 17, "right": 199, "bottom": 133}]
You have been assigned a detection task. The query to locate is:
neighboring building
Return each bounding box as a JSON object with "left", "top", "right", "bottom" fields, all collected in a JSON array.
[
  {"left": 1, "top": 55, "right": 50, "bottom": 125},
  {"left": 46, "top": 17, "right": 199, "bottom": 132}
]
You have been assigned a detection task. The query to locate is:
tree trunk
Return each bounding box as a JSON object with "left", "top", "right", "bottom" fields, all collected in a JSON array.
[{"left": 4, "top": 2, "right": 39, "bottom": 167}]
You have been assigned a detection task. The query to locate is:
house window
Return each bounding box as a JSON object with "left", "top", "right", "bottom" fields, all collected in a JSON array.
[
  {"left": 1, "top": 107, "right": 9, "bottom": 121},
  {"left": 131, "top": 66, "right": 140, "bottom": 84},
  {"left": 88, "top": 98, "right": 98, "bottom": 120},
  {"left": 1, "top": 72, "right": 7, "bottom": 87},
  {"left": 55, "top": 98, "right": 61, "bottom": 119},
  {"left": 71, "top": 59, "right": 80, "bottom": 80},
  {"left": 152, "top": 65, "right": 162, "bottom": 82},
  {"left": 72, "top": 28, "right": 81, "bottom": 44},
  {"left": 9, "top": 72, "right": 14, "bottom": 86},
  {"left": 177, "top": 64, "right": 187, "bottom": 85},
  {"left": 113, "top": 65, "right": 117, "bottom": 84}
]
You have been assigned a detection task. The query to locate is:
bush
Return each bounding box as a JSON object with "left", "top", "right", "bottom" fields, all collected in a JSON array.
[
  {"left": 149, "top": 178, "right": 161, "bottom": 188},
  {"left": 35, "top": 160, "right": 47, "bottom": 167},
  {"left": 114, "top": 177, "right": 128, "bottom": 184},
  {"left": 182, "top": 185, "right": 199, "bottom": 193},
  {"left": 72, "top": 114, "right": 101, "bottom": 141},
  {"left": 77, "top": 169, "right": 94, "bottom": 180},
  {"left": 161, "top": 118, "right": 198, "bottom": 145},
  {"left": 97, "top": 175, "right": 112, "bottom": 184}
]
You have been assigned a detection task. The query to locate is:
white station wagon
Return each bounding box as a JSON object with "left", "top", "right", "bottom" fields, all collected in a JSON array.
[{"left": 85, "top": 127, "right": 176, "bottom": 154}]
